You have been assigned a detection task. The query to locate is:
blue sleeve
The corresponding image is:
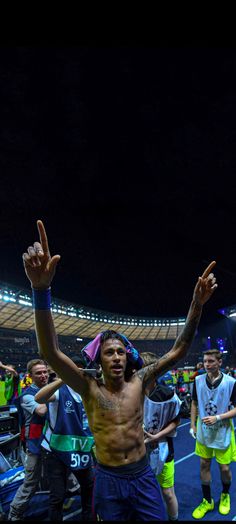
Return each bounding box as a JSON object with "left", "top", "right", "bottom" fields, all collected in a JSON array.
[{"left": 21, "top": 394, "right": 39, "bottom": 415}]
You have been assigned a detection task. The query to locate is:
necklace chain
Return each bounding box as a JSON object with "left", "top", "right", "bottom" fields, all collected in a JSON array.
[{"left": 208, "top": 371, "right": 221, "bottom": 384}]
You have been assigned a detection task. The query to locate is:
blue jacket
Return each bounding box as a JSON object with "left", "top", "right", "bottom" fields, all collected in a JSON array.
[{"left": 44, "top": 384, "right": 94, "bottom": 470}]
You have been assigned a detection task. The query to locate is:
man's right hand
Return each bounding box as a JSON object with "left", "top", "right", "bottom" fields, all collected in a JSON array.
[
  {"left": 189, "top": 427, "right": 196, "bottom": 439},
  {"left": 192, "top": 260, "right": 217, "bottom": 306},
  {"left": 22, "top": 220, "right": 61, "bottom": 289}
]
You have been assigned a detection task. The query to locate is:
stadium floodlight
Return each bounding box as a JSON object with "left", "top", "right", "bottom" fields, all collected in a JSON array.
[
  {"left": 3, "top": 295, "right": 16, "bottom": 302},
  {"left": 0, "top": 282, "right": 193, "bottom": 343},
  {"left": 19, "top": 299, "right": 32, "bottom": 307}
]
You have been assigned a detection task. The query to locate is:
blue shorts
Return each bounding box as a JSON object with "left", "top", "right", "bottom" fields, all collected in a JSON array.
[{"left": 92, "top": 454, "right": 166, "bottom": 521}]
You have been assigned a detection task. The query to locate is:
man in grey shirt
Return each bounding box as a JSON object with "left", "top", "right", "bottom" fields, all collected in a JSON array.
[{"left": 8, "top": 359, "right": 48, "bottom": 521}]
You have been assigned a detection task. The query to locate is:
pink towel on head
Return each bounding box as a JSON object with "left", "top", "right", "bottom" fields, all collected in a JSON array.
[
  {"left": 82, "top": 332, "right": 143, "bottom": 369},
  {"left": 82, "top": 333, "right": 102, "bottom": 362}
]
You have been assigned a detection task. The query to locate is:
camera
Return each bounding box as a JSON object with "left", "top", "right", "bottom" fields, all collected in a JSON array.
[{"left": 48, "top": 372, "right": 57, "bottom": 383}]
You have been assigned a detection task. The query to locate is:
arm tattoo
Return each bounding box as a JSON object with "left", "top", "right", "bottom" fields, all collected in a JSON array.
[
  {"left": 176, "top": 303, "right": 202, "bottom": 347},
  {"left": 141, "top": 358, "right": 178, "bottom": 389},
  {"left": 154, "top": 355, "right": 178, "bottom": 374},
  {"left": 140, "top": 302, "right": 203, "bottom": 389}
]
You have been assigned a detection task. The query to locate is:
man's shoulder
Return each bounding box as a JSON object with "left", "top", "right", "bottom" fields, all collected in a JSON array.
[
  {"left": 195, "top": 373, "right": 205, "bottom": 382},
  {"left": 223, "top": 372, "right": 236, "bottom": 382},
  {"left": 21, "top": 385, "right": 39, "bottom": 400}
]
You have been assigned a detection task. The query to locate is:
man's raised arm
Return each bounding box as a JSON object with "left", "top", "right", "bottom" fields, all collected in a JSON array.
[
  {"left": 140, "top": 261, "right": 218, "bottom": 389},
  {"left": 22, "top": 220, "right": 89, "bottom": 396},
  {"left": 0, "top": 361, "right": 18, "bottom": 377},
  {"left": 35, "top": 377, "right": 64, "bottom": 404}
]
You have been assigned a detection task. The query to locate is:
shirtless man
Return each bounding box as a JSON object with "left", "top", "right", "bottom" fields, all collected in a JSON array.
[{"left": 22, "top": 220, "right": 217, "bottom": 521}]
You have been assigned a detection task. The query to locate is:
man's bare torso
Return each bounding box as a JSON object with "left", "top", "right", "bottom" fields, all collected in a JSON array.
[{"left": 83, "top": 373, "right": 146, "bottom": 466}]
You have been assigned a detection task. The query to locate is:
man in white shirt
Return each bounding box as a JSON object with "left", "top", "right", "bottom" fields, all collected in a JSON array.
[{"left": 191, "top": 349, "right": 236, "bottom": 519}]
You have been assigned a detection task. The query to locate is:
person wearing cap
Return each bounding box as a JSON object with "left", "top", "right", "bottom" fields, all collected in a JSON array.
[
  {"left": 22, "top": 220, "right": 218, "bottom": 521},
  {"left": 35, "top": 353, "right": 94, "bottom": 521}
]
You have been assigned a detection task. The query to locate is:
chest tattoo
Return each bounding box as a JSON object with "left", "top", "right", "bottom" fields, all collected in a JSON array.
[{"left": 97, "top": 393, "right": 121, "bottom": 411}]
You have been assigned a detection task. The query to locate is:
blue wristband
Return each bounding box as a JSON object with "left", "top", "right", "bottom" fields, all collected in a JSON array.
[{"left": 32, "top": 288, "right": 51, "bottom": 310}]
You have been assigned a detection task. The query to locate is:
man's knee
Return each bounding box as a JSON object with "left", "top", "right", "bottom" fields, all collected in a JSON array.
[
  {"left": 162, "top": 487, "right": 175, "bottom": 504},
  {"left": 200, "top": 458, "right": 211, "bottom": 473},
  {"left": 219, "top": 462, "right": 229, "bottom": 471},
  {"left": 219, "top": 463, "right": 231, "bottom": 476}
]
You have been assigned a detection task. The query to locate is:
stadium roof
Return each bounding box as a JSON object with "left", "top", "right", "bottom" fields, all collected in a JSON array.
[{"left": 0, "top": 281, "right": 187, "bottom": 340}]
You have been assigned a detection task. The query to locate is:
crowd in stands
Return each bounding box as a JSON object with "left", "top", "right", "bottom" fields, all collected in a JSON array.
[{"left": 0, "top": 326, "right": 234, "bottom": 375}]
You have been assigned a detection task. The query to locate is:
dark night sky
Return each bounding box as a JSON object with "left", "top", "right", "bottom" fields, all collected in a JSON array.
[{"left": 0, "top": 47, "right": 236, "bottom": 327}]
